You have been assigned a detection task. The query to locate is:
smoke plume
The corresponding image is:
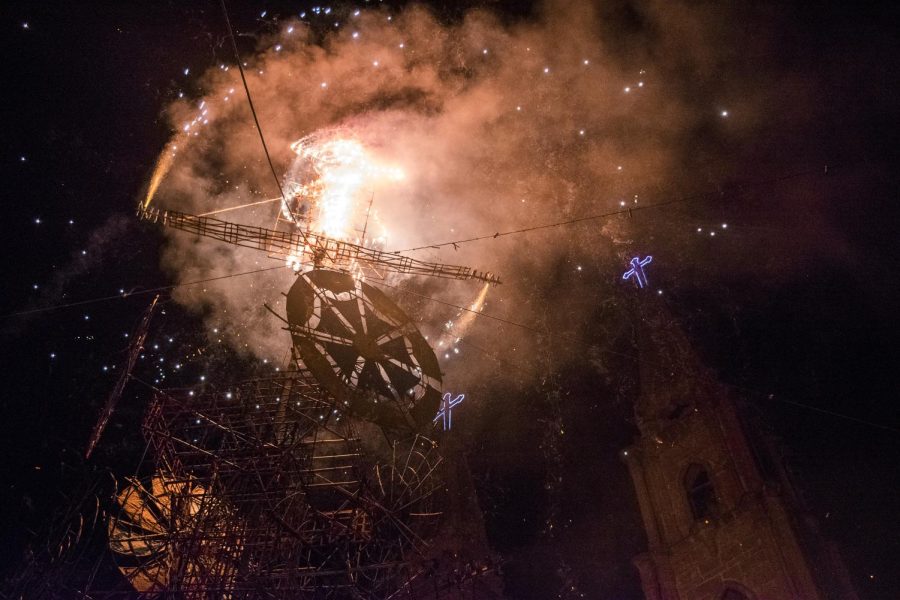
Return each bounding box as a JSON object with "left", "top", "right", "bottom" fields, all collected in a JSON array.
[{"left": 149, "top": 0, "right": 811, "bottom": 388}]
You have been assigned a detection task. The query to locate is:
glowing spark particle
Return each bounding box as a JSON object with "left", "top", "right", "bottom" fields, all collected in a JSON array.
[
  {"left": 482, "top": 48, "right": 489, "bottom": 55},
  {"left": 722, "top": 223, "right": 728, "bottom": 229},
  {"left": 320, "top": 81, "right": 328, "bottom": 88},
  {"left": 20, "top": 156, "right": 26, "bottom": 162},
  {"left": 710, "top": 231, "right": 716, "bottom": 236},
  {"left": 622, "top": 256, "right": 653, "bottom": 289},
  {"left": 543, "top": 66, "right": 550, "bottom": 74},
  {"left": 579, "top": 129, "right": 585, "bottom": 136},
  {"left": 583, "top": 59, "right": 589, "bottom": 65},
  {"left": 624, "top": 86, "right": 631, "bottom": 93},
  {"left": 22, "top": 22, "right": 29, "bottom": 29},
  {"left": 34, "top": 217, "right": 41, "bottom": 224},
  {"left": 721, "top": 110, "right": 729, "bottom": 117},
  {"left": 274, "top": 44, "right": 282, "bottom": 52},
  {"left": 352, "top": 31, "right": 359, "bottom": 38},
  {"left": 399, "top": 43, "right": 405, "bottom": 48},
  {"left": 372, "top": 60, "right": 379, "bottom": 67},
  {"left": 287, "top": 26, "right": 294, "bottom": 33},
  {"left": 183, "top": 68, "right": 189, "bottom": 75}
]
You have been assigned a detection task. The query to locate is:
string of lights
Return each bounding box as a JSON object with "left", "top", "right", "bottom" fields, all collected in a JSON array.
[{"left": 392, "top": 166, "right": 829, "bottom": 254}]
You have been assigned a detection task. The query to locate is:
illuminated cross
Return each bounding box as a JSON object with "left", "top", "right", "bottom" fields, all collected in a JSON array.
[
  {"left": 622, "top": 255, "right": 653, "bottom": 288},
  {"left": 434, "top": 392, "right": 465, "bottom": 431}
]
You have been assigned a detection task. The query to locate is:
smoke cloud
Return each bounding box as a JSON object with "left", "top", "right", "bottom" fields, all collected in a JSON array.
[{"left": 149, "top": 0, "right": 812, "bottom": 389}]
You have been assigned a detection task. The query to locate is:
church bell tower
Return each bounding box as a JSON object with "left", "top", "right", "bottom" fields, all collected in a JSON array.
[{"left": 621, "top": 300, "right": 858, "bottom": 600}]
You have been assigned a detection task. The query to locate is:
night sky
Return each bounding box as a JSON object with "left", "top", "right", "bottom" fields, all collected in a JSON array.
[{"left": 2, "top": 1, "right": 899, "bottom": 599}]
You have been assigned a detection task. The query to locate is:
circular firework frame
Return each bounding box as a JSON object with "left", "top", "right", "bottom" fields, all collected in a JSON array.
[{"left": 286, "top": 269, "right": 442, "bottom": 432}]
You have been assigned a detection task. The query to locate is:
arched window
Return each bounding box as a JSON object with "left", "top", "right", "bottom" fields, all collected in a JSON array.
[
  {"left": 684, "top": 463, "right": 717, "bottom": 520},
  {"left": 721, "top": 587, "right": 751, "bottom": 600}
]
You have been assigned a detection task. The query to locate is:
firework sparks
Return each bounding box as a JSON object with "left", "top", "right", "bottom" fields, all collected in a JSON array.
[
  {"left": 142, "top": 138, "right": 179, "bottom": 209},
  {"left": 433, "top": 283, "right": 490, "bottom": 361},
  {"left": 282, "top": 133, "right": 404, "bottom": 240}
]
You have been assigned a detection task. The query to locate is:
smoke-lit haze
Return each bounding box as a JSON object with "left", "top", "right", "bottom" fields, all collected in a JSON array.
[{"left": 148, "top": 0, "right": 809, "bottom": 389}]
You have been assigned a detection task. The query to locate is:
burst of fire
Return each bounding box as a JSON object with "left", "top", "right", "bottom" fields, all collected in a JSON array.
[
  {"left": 433, "top": 283, "right": 490, "bottom": 357},
  {"left": 142, "top": 135, "right": 183, "bottom": 209},
  {"left": 282, "top": 134, "right": 404, "bottom": 241}
]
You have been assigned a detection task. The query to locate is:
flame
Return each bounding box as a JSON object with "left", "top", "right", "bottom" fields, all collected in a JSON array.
[
  {"left": 451, "top": 284, "right": 490, "bottom": 340},
  {"left": 282, "top": 133, "right": 403, "bottom": 240},
  {"left": 142, "top": 136, "right": 182, "bottom": 209},
  {"left": 434, "top": 283, "right": 490, "bottom": 355}
]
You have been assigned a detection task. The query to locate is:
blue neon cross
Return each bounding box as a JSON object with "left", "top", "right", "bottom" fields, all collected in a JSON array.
[
  {"left": 623, "top": 255, "right": 653, "bottom": 288},
  {"left": 434, "top": 393, "right": 465, "bottom": 431}
]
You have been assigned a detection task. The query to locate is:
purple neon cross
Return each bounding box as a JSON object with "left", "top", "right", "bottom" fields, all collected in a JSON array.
[
  {"left": 433, "top": 392, "right": 465, "bottom": 430},
  {"left": 623, "top": 255, "right": 653, "bottom": 288}
]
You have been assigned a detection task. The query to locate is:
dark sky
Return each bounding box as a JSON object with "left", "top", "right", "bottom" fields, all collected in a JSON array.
[{"left": 1, "top": 1, "right": 899, "bottom": 599}]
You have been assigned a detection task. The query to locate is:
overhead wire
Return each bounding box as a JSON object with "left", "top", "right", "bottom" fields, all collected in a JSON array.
[
  {"left": 365, "top": 279, "right": 542, "bottom": 333},
  {"left": 219, "top": 0, "right": 295, "bottom": 222},
  {"left": 1, "top": 265, "right": 288, "bottom": 319},
  {"left": 392, "top": 166, "right": 828, "bottom": 254},
  {"left": 369, "top": 277, "right": 899, "bottom": 435}
]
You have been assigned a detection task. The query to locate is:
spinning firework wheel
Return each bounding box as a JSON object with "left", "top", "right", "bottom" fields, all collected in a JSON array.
[
  {"left": 107, "top": 473, "right": 240, "bottom": 596},
  {"left": 286, "top": 269, "right": 442, "bottom": 433},
  {"left": 337, "top": 434, "right": 446, "bottom": 596}
]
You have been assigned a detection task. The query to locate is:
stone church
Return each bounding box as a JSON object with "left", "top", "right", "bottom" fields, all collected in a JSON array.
[{"left": 621, "top": 300, "right": 858, "bottom": 600}]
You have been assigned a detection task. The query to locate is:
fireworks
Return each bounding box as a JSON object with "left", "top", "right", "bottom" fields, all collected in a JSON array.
[{"left": 283, "top": 133, "right": 403, "bottom": 241}]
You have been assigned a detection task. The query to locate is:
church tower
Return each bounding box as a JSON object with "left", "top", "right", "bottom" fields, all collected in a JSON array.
[{"left": 621, "top": 300, "right": 858, "bottom": 600}]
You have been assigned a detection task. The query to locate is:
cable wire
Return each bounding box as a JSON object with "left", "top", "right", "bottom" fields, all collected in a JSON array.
[
  {"left": 369, "top": 277, "right": 898, "bottom": 435},
  {"left": 393, "top": 167, "right": 826, "bottom": 253},
  {"left": 219, "top": 0, "right": 295, "bottom": 221},
  {"left": 1, "top": 265, "right": 287, "bottom": 319},
  {"left": 365, "top": 279, "right": 542, "bottom": 333}
]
